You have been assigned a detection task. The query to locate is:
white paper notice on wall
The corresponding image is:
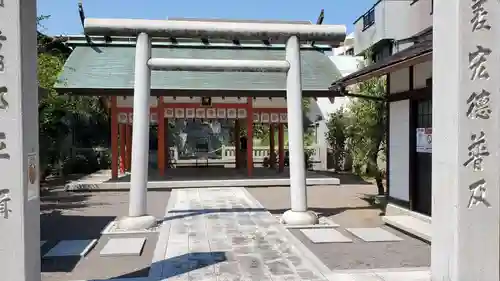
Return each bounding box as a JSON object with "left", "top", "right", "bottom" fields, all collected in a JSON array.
[{"left": 416, "top": 128, "right": 432, "bottom": 153}]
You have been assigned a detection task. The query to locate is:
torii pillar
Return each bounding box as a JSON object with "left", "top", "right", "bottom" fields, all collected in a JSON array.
[
  {"left": 280, "top": 36, "right": 318, "bottom": 225},
  {"left": 119, "top": 32, "right": 156, "bottom": 230}
]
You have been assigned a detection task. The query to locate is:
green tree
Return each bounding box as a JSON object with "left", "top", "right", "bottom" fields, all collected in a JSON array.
[
  {"left": 326, "top": 107, "right": 348, "bottom": 171},
  {"left": 37, "top": 15, "right": 110, "bottom": 180},
  {"left": 327, "top": 46, "right": 388, "bottom": 195},
  {"left": 346, "top": 77, "right": 386, "bottom": 195}
]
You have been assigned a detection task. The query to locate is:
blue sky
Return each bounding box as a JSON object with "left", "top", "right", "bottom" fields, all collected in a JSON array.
[{"left": 37, "top": 0, "right": 375, "bottom": 36}]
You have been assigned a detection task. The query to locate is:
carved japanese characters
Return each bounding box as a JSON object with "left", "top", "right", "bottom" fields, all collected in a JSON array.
[
  {"left": 463, "top": 131, "right": 490, "bottom": 171},
  {"left": 0, "top": 4, "right": 11, "bottom": 218},
  {"left": 0, "top": 188, "right": 10, "bottom": 218},
  {"left": 464, "top": 0, "right": 494, "bottom": 209},
  {"left": 466, "top": 90, "right": 491, "bottom": 119}
]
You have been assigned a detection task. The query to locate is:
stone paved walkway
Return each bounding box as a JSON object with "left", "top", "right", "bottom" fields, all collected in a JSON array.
[{"left": 150, "top": 187, "right": 332, "bottom": 281}]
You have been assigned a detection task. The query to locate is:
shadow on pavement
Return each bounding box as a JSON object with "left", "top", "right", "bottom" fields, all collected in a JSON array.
[
  {"left": 111, "top": 267, "right": 150, "bottom": 279},
  {"left": 160, "top": 207, "right": 267, "bottom": 222},
  {"left": 359, "top": 193, "right": 386, "bottom": 214},
  {"left": 41, "top": 212, "right": 115, "bottom": 273},
  {"left": 109, "top": 251, "right": 227, "bottom": 280},
  {"left": 41, "top": 211, "right": 115, "bottom": 241},
  {"left": 40, "top": 188, "right": 115, "bottom": 273},
  {"left": 41, "top": 174, "right": 88, "bottom": 190},
  {"left": 161, "top": 205, "right": 380, "bottom": 221},
  {"left": 267, "top": 205, "right": 382, "bottom": 217},
  {"left": 40, "top": 190, "right": 96, "bottom": 211},
  {"left": 42, "top": 256, "right": 83, "bottom": 273}
]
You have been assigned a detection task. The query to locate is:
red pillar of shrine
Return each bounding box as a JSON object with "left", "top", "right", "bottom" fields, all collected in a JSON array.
[
  {"left": 157, "top": 97, "right": 166, "bottom": 176},
  {"left": 126, "top": 124, "right": 132, "bottom": 172},
  {"left": 234, "top": 119, "right": 240, "bottom": 169},
  {"left": 269, "top": 124, "right": 276, "bottom": 168},
  {"left": 119, "top": 124, "right": 126, "bottom": 174},
  {"left": 165, "top": 118, "right": 169, "bottom": 169},
  {"left": 278, "top": 123, "right": 285, "bottom": 173},
  {"left": 246, "top": 97, "right": 254, "bottom": 177},
  {"left": 123, "top": 124, "right": 129, "bottom": 172},
  {"left": 110, "top": 96, "right": 119, "bottom": 179}
]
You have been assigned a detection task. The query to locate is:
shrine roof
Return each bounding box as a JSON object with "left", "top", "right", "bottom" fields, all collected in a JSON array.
[{"left": 55, "top": 36, "right": 341, "bottom": 97}]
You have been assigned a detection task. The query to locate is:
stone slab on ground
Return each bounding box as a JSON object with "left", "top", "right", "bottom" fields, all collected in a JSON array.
[
  {"left": 149, "top": 187, "right": 333, "bottom": 281},
  {"left": 346, "top": 227, "right": 403, "bottom": 242},
  {"left": 43, "top": 239, "right": 97, "bottom": 258},
  {"left": 99, "top": 238, "right": 146, "bottom": 257},
  {"left": 300, "top": 228, "right": 353, "bottom": 243}
]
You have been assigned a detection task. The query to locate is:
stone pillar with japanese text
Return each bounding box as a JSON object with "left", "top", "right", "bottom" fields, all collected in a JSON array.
[
  {"left": 432, "top": 0, "right": 499, "bottom": 280},
  {"left": 0, "top": 0, "right": 41, "bottom": 281}
]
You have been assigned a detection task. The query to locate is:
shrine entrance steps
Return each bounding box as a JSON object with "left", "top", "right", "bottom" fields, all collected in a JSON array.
[{"left": 64, "top": 168, "right": 340, "bottom": 191}]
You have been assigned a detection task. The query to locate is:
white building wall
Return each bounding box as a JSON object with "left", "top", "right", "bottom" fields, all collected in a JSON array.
[
  {"left": 406, "top": 0, "right": 433, "bottom": 38},
  {"left": 381, "top": 1, "right": 414, "bottom": 45},
  {"left": 389, "top": 68, "right": 410, "bottom": 94},
  {"left": 389, "top": 100, "right": 410, "bottom": 201},
  {"left": 388, "top": 61, "right": 432, "bottom": 94},
  {"left": 332, "top": 32, "right": 355, "bottom": 56},
  {"left": 353, "top": 3, "right": 385, "bottom": 55},
  {"left": 354, "top": 0, "right": 433, "bottom": 55},
  {"left": 353, "top": 0, "right": 412, "bottom": 55},
  {"left": 413, "top": 60, "right": 432, "bottom": 89}
]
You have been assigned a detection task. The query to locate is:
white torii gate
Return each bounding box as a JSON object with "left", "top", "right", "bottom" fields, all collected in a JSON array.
[{"left": 83, "top": 18, "right": 347, "bottom": 230}]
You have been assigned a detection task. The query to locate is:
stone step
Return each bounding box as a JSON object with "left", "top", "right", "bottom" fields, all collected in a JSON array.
[
  {"left": 65, "top": 177, "right": 340, "bottom": 191},
  {"left": 382, "top": 215, "right": 431, "bottom": 243}
]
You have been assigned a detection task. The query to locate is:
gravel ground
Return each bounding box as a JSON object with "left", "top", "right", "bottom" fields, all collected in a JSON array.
[
  {"left": 245, "top": 175, "right": 431, "bottom": 270},
  {"left": 40, "top": 189, "right": 170, "bottom": 281}
]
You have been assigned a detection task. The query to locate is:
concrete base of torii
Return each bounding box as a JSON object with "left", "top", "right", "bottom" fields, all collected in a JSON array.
[
  {"left": 281, "top": 210, "right": 319, "bottom": 225},
  {"left": 118, "top": 215, "right": 157, "bottom": 230}
]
